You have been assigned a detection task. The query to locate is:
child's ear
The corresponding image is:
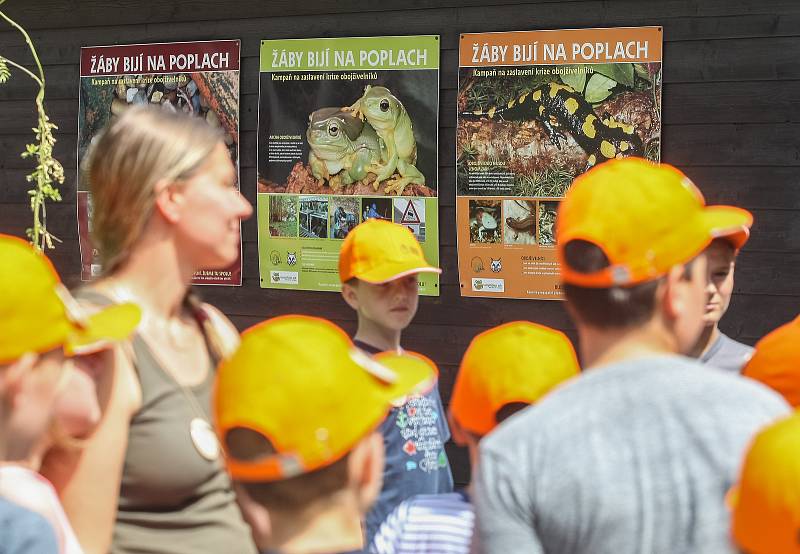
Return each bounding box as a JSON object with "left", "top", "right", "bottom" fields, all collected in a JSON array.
[
  {"left": 447, "top": 410, "right": 470, "bottom": 447},
  {"left": 341, "top": 281, "right": 360, "bottom": 311},
  {"left": 2, "top": 353, "right": 39, "bottom": 406},
  {"left": 348, "top": 431, "right": 385, "bottom": 513},
  {"left": 233, "top": 482, "right": 272, "bottom": 550}
]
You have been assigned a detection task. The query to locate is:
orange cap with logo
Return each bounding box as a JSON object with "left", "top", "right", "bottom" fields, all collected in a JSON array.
[
  {"left": 338, "top": 219, "right": 441, "bottom": 284},
  {"left": 729, "top": 412, "right": 800, "bottom": 554},
  {"left": 0, "top": 233, "right": 141, "bottom": 364},
  {"left": 742, "top": 316, "right": 800, "bottom": 407},
  {"left": 214, "top": 314, "right": 436, "bottom": 482},
  {"left": 450, "top": 321, "right": 580, "bottom": 436},
  {"left": 557, "top": 157, "right": 752, "bottom": 288}
]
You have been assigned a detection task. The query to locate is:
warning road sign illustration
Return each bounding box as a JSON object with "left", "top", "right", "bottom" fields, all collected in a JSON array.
[{"left": 394, "top": 198, "right": 426, "bottom": 242}]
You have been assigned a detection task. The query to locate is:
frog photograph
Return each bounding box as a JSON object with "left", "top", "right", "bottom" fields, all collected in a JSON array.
[
  {"left": 456, "top": 61, "right": 662, "bottom": 198},
  {"left": 257, "top": 73, "right": 438, "bottom": 198}
]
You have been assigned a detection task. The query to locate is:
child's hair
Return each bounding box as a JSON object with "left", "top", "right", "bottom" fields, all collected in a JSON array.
[
  {"left": 562, "top": 239, "right": 698, "bottom": 329},
  {"left": 225, "top": 427, "right": 351, "bottom": 513},
  {"left": 84, "top": 105, "right": 223, "bottom": 273}
]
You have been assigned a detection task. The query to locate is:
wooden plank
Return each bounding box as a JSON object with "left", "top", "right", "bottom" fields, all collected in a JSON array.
[
  {"left": 3, "top": 31, "right": 800, "bottom": 102},
  {"left": 4, "top": 7, "right": 800, "bottom": 66},
  {"left": 0, "top": 0, "right": 582, "bottom": 31},
  {"left": 3, "top": 0, "right": 799, "bottom": 37}
]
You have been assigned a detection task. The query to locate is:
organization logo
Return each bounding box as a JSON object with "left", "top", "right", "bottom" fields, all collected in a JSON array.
[
  {"left": 286, "top": 251, "right": 297, "bottom": 265},
  {"left": 471, "top": 256, "right": 484, "bottom": 273},
  {"left": 490, "top": 257, "right": 502, "bottom": 273},
  {"left": 472, "top": 278, "right": 504, "bottom": 292},
  {"left": 270, "top": 250, "right": 281, "bottom": 265},
  {"left": 270, "top": 271, "right": 299, "bottom": 285}
]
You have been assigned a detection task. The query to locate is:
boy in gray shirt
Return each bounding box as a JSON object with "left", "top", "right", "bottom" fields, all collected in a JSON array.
[
  {"left": 473, "top": 159, "right": 789, "bottom": 554},
  {"left": 690, "top": 238, "right": 754, "bottom": 372}
]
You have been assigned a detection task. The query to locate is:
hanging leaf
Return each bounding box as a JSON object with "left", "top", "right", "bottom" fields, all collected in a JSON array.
[
  {"left": 634, "top": 63, "right": 651, "bottom": 82},
  {"left": 592, "top": 63, "right": 634, "bottom": 88},
  {"left": 560, "top": 72, "right": 586, "bottom": 93},
  {"left": 0, "top": 56, "right": 10, "bottom": 83},
  {"left": 585, "top": 73, "right": 617, "bottom": 103}
]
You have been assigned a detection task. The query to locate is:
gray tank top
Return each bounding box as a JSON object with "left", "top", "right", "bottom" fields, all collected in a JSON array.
[{"left": 75, "top": 290, "right": 257, "bottom": 554}]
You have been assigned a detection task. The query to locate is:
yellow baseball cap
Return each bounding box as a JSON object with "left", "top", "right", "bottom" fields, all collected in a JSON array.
[
  {"left": 0, "top": 234, "right": 141, "bottom": 364},
  {"left": 729, "top": 412, "right": 800, "bottom": 554},
  {"left": 450, "top": 321, "right": 580, "bottom": 436},
  {"left": 557, "top": 158, "right": 752, "bottom": 287},
  {"left": 742, "top": 316, "right": 800, "bottom": 407},
  {"left": 214, "top": 315, "right": 436, "bottom": 482},
  {"left": 338, "top": 219, "right": 441, "bottom": 284}
]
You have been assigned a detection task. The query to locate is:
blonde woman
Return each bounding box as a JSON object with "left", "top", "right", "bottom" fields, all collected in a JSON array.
[{"left": 42, "top": 106, "right": 257, "bottom": 554}]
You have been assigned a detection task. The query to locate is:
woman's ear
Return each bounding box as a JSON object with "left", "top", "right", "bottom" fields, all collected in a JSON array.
[{"left": 152, "top": 179, "right": 185, "bottom": 224}]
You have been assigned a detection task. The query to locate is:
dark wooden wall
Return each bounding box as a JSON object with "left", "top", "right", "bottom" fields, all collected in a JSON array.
[{"left": 2, "top": 0, "right": 799, "bottom": 484}]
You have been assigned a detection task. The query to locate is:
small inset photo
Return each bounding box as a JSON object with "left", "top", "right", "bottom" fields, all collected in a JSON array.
[
  {"left": 299, "top": 195, "right": 329, "bottom": 239},
  {"left": 503, "top": 199, "right": 536, "bottom": 245},
  {"left": 268, "top": 195, "right": 299, "bottom": 237},
  {"left": 538, "top": 201, "right": 559, "bottom": 246},
  {"left": 362, "top": 198, "right": 393, "bottom": 222},
  {"left": 393, "top": 198, "right": 426, "bottom": 242},
  {"left": 469, "top": 199, "right": 502, "bottom": 244},
  {"left": 330, "top": 197, "right": 360, "bottom": 240}
]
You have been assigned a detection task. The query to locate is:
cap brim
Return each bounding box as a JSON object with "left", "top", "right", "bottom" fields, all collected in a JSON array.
[
  {"left": 701, "top": 206, "right": 753, "bottom": 250},
  {"left": 356, "top": 261, "right": 442, "bottom": 285},
  {"left": 372, "top": 351, "right": 437, "bottom": 401},
  {"left": 64, "top": 302, "right": 141, "bottom": 356}
]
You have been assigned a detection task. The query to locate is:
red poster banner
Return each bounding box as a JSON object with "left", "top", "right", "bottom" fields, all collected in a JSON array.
[{"left": 77, "top": 40, "right": 242, "bottom": 285}]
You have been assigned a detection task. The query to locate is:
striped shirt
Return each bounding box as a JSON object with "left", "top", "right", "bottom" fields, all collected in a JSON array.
[{"left": 369, "top": 491, "right": 473, "bottom": 554}]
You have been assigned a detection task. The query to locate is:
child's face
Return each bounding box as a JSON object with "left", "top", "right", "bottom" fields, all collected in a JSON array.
[
  {"left": 703, "top": 240, "right": 736, "bottom": 326},
  {"left": 51, "top": 349, "right": 107, "bottom": 441},
  {"left": 348, "top": 275, "right": 420, "bottom": 332},
  {"left": 1, "top": 349, "right": 68, "bottom": 460}
]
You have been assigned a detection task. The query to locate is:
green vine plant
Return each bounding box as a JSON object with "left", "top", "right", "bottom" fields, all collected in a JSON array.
[{"left": 0, "top": 0, "right": 64, "bottom": 250}]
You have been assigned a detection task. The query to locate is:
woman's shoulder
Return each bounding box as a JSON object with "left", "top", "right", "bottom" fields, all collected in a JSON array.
[{"left": 198, "top": 302, "right": 241, "bottom": 361}]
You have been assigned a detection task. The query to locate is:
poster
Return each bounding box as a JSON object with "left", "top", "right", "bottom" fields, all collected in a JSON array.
[
  {"left": 456, "top": 27, "right": 662, "bottom": 299},
  {"left": 77, "top": 40, "right": 243, "bottom": 285},
  {"left": 257, "top": 35, "right": 440, "bottom": 295}
]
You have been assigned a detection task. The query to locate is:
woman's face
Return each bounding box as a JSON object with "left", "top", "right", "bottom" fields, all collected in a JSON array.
[{"left": 173, "top": 143, "right": 253, "bottom": 269}]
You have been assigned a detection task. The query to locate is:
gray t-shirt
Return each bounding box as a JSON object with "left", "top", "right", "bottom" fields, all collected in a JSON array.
[
  {"left": 474, "top": 355, "right": 788, "bottom": 554},
  {"left": 700, "top": 332, "right": 754, "bottom": 374}
]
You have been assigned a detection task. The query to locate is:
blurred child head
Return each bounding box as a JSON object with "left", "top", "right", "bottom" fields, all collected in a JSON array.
[{"left": 214, "top": 315, "right": 435, "bottom": 550}]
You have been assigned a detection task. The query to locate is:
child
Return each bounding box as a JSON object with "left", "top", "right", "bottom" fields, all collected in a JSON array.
[
  {"left": 740, "top": 314, "right": 800, "bottom": 406},
  {"left": 689, "top": 237, "right": 754, "bottom": 372},
  {"left": 728, "top": 412, "right": 800, "bottom": 554},
  {"left": 338, "top": 219, "right": 453, "bottom": 543},
  {"left": 0, "top": 234, "right": 140, "bottom": 553},
  {"left": 472, "top": 158, "right": 788, "bottom": 554},
  {"left": 213, "top": 315, "right": 436, "bottom": 554},
  {"left": 371, "top": 321, "right": 580, "bottom": 553}
]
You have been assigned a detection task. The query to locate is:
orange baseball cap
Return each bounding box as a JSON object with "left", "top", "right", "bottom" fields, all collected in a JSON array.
[
  {"left": 557, "top": 158, "right": 752, "bottom": 288},
  {"left": 214, "top": 315, "right": 436, "bottom": 482},
  {"left": 449, "top": 321, "right": 580, "bottom": 436},
  {"left": 742, "top": 316, "right": 800, "bottom": 407},
  {"left": 0, "top": 234, "right": 141, "bottom": 364},
  {"left": 729, "top": 412, "right": 800, "bottom": 554},
  {"left": 338, "top": 219, "right": 441, "bottom": 284}
]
